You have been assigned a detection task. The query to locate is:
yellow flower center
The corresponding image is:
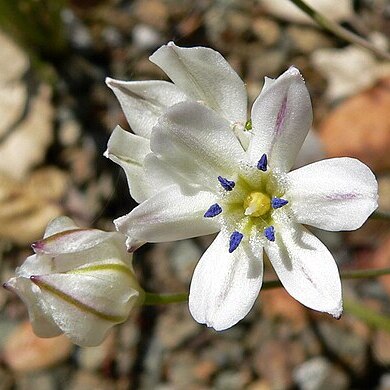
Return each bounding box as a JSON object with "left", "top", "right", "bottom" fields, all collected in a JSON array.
[{"left": 243, "top": 191, "right": 271, "bottom": 217}]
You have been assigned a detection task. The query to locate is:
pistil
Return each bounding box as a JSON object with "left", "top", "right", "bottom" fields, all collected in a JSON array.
[{"left": 244, "top": 192, "right": 271, "bottom": 217}]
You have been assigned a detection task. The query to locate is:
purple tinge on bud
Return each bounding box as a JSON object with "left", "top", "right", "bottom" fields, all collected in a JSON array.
[
  {"left": 275, "top": 95, "right": 288, "bottom": 135},
  {"left": 218, "top": 176, "right": 235, "bottom": 191},
  {"left": 31, "top": 241, "right": 44, "bottom": 252},
  {"left": 257, "top": 154, "right": 268, "bottom": 171},
  {"left": 204, "top": 203, "right": 223, "bottom": 218},
  {"left": 271, "top": 197, "right": 288, "bottom": 209},
  {"left": 264, "top": 226, "right": 275, "bottom": 242},
  {"left": 229, "top": 231, "right": 243, "bottom": 253}
]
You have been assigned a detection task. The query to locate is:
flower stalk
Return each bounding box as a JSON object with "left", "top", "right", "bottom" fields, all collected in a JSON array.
[{"left": 288, "top": 0, "right": 390, "bottom": 61}]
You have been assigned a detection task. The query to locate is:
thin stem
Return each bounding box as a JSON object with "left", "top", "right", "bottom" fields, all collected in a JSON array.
[
  {"left": 340, "top": 267, "right": 390, "bottom": 280},
  {"left": 288, "top": 0, "right": 390, "bottom": 61},
  {"left": 344, "top": 299, "right": 390, "bottom": 332},
  {"left": 143, "top": 267, "right": 390, "bottom": 305},
  {"left": 144, "top": 292, "right": 189, "bottom": 305}
]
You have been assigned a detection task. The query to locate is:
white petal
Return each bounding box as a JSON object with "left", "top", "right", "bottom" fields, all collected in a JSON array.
[
  {"left": 150, "top": 42, "right": 247, "bottom": 124},
  {"left": 144, "top": 153, "right": 198, "bottom": 193},
  {"left": 114, "top": 184, "right": 220, "bottom": 243},
  {"left": 265, "top": 219, "right": 342, "bottom": 317},
  {"left": 248, "top": 67, "right": 313, "bottom": 172},
  {"left": 189, "top": 231, "right": 263, "bottom": 330},
  {"left": 32, "top": 228, "right": 117, "bottom": 255},
  {"left": 150, "top": 101, "right": 246, "bottom": 192},
  {"left": 44, "top": 216, "right": 78, "bottom": 238},
  {"left": 106, "top": 78, "right": 188, "bottom": 138},
  {"left": 31, "top": 260, "right": 141, "bottom": 346},
  {"left": 4, "top": 276, "right": 62, "bottom": 338},
  {"left": 104, "top": 125, "right": 154, "bottom": 202},
  {"left": 286, "top": 158, "right": 378, "bottom": 231}
]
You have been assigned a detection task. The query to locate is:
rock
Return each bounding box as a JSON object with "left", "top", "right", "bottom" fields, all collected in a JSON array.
[
  {"left": 58, "top": 116, "right": 81, "bottom": 146},
  {"left": 15, "top": 371, "right": 58, "bottom": 390},
  {"left": 261, "top": 288, "right": 307, "bottom": 331},
  {"left": 288, "top": 26, "right": 332, "bottom": 53},
  {"left": 0, "top": 31, "right": 29, "bottom": 82},
  {"left": 133, "top": 0, "right": 168, "bottom": 30},
  {"left": 253, "top": 338, "right": 304, "bottom": 389},
  {"left": 0, "top": 167, "right": 67, "bottom": 244},
  {"left": 77, "top": 332, "right": 115, "bottom": 371},
  {"left": 169, "top": 239, "right": 202, "bottom": 285},
  {"left": 165, "top": 351, "right": 198, "bottom": 388},
  {"left": 373, "top": 330, "right": 390, "bottom": 365},
  {"left": 252, "top": 17, "right": 281, "bottom": 47},
  {"left": 316, "top": 321, "right": 367, "bottom": 372},
  {"left": 67, "top": 371, "right": 115, "bottom": 390},
  {"left": 247, "top": 380, "right": 272, "bottom": 390},
  {"left": 260, "top": 0, "right": 354, "bottom": 25},
  {"left": 214, "top": 369, "right": 251, "bottom": 389},
  {"left": 132, "top": 24, "right": 163, "bottom": 50},
  {"left": 0, "top": 84, "right": 54, "bottom": 180},
  {"left": 319, "top": 78, "right": 390, "bottom": 171},
  {"left": 0, "top": 82, "right": 27, "bottom": 137},
  {"left": 3, "top": 321, "right": 73, "bottom": 372},
  {"left": 379, "top": 373, "right": 390, "bottom": 390},
  {"left": 293, "top": 357, "right": 349, "bottom": 390},
  {"left": 156, "top": 306, "right": 199, "bottom": 349},
  {"left": 312, "top": 43, "right": 390, "bottom": 101}
]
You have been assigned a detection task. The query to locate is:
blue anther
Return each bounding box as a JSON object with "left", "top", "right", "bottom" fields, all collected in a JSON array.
[
  {"left": 264, "top": 226, "right": 275, "bottom": 242},
  {"left": 229, "top": 231, "right": 243, "bottom": 253},
  {"left": 204, "top": 203, "right": 222, "bottom": 218},
  {"left": 218, "top": 176, "right": 235, "bottom": 191},
  {"left": 257, "top": 153, "right": 268, "bottom": 171},
  {"left": 271, "top": 197, "right": 288, "bottom": 209}
]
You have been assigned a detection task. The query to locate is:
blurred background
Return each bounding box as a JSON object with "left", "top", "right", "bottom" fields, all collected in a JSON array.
[{"left": 0, "top": 0, "right": 390, "bottom": 389}]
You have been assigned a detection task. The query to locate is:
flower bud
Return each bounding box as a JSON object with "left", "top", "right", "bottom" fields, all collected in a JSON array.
[{"left": 4, "top": 216, "right": 144, "bottom": 347}]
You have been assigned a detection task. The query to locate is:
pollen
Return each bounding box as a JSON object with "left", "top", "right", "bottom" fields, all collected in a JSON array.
[{"left": 243, "top": 191, "right": 271, "bottom": 217}]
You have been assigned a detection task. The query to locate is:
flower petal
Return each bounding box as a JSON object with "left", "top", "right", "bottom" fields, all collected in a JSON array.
[
  {"left": 32, "top": 228, "right": 117, "bottom": 255},
  {"left": 248, "top": 67, "right": 313, "bottom": 172},
  {"left": 264, "top": 219, "right": 342, "bottom": 318},
  {"left": 31, "top": 260, "right": 141, "bottom": 346},
  {"left": 189, "top": 231, "right": 263, "bottom": 330},
  {"left": 286, "top": 158, "right": 378, "bottom": 231},
  {"left": 106, "top": 78, "right": 188, "bottom": 138},
  {"left": 114, "top": 184, "right": 220, "bottom": 243},
  {"left": 149, "top": 42, "right": 247, "bottom": 124},
  {"left": 4, "top": 276, "right": 62, "bottom": 338},
  {"left": 44, "top": 216, "right": 79, "bottom": 238},
  {"left": 104, "top": 125, "right": 154, "bottom": 202},
  {"left": 150, "top": 101, "right": 246, "bottom": 192}
]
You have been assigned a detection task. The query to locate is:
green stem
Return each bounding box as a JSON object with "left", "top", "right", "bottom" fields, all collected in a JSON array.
[
  {"left": 144, "top": 292, "right": 189, "bottom": 305},
  {"left": 143, "top": 267, "right": 390, "bottom": 305},
  {"left": 344, "top": 299, "right": 390, "bottom": 332},
  {"left": 288, "top": 0, "right": 390, "bottom": 61}
]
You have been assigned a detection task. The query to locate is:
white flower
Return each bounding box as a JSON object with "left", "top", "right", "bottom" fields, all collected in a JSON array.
[
  {"left": 104, "top": 42, "right": 249, "bottom": 205},
  {"left": 4, "top": 217, "right": 144, "bottom": 346},
  {"left": 112, "top": 59, "right": 378, "bottom": 330}
]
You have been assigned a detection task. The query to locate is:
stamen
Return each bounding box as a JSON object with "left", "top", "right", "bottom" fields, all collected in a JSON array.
[
  {"left": 271, "top": 197, "right": 288, "bottom": 209},
  {"left": 218, "top": 176, "right": 235, "bottom": 191},
  {"left": 204, "top": 203, "right": 222, "bottom": 218},
  {"left": 257, "top": 154, "right": 268, "bottom": 171},
  {"left": 229, "top": 231, "right": 243, "bottom": 253},
  {"left": 264, "top": 226, "right": 275, "bottom": 242}
]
